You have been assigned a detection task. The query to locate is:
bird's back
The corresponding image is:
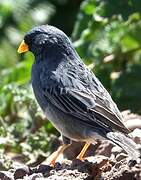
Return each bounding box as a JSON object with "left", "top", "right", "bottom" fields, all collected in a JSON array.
[{"left": 32, "top": 55, "right": 129, "bottom": 135}]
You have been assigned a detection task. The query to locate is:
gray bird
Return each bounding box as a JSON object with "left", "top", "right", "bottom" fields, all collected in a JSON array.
[{"left": 18, "top": 25, "right": 140, "bottom": 165}]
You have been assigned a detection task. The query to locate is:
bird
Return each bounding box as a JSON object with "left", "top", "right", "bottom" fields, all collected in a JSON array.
[{"left": 17, "top": 25, "right": 140, "bottom": 165}]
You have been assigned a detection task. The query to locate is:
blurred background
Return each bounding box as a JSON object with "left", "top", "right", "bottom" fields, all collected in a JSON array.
[{"left": 0, "top": 0, "right": 141, "bottom": 168}]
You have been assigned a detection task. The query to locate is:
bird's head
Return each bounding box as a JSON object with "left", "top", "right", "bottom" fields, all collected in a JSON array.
[{"left": 18, "top": 25, "right": 75, "bottom": 58}]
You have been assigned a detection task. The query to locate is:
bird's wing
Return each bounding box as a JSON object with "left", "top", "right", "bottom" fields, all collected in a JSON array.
[{"left": 43, "top": 86, "right": 129, "bottom": 134}]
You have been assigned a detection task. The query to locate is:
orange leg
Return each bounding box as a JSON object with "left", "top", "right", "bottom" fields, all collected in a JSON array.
[
  {"left": 77, "top": 142, "right": 91, "bottom": 160},
  {"left": 46, "top": 144, "right": 70, "bottom": 166}
]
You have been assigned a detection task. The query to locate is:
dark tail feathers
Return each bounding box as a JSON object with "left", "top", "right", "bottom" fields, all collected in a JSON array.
[{"left": 107, "top": 132, "right": 141, "bottom": 160}]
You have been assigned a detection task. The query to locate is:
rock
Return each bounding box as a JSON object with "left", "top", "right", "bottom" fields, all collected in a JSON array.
[
  {"left": 102, "top": 157, "right": 141, "bottom": 180},
  {"left": 111, "top": 146, "right": 124, "bottom": 158},
  {"left": 14, "top": 165, "right": 30, "bottom": 179},
  {"left": 0, "top": 171, "right": 13, "bottom": 180},
  {"left": 122, "top": 110, "right": 141, "bottom": 131},
  {"left": 126, "top": 119, "right": 141, "bottom": 131},
  {"left": 84, "top": 156, "right": 114, "bottom": 179},
  {"left": 128, "top": 160, "right": 137, "bottom": 167},
  {"left": 54, "top": 162, "right": 62, "bottom": 171},
  {"left": 28, "top": 173, "right": 44, "bottom": 180},
  {"left": 1, "top": 153, "right": 141, "bottom": 180},
  {"left": 71, "top": 159, "right": 92, "bottom": 174},
  {"left": 129, "top": 128, "right": 141, "bottom": 144},
  {"left": 95, "top": 140, "right": 113, "bottom": 157},
  {"left": 71, "top": 159, "right": 83, "bottom": 168},
  {"left": 47, "top": 169, "right": 90, "bottom": 180},
  {"left": 36, "top": 164, "right": 52, "bottom": 174},
  {"left": 116, "top": 153, "right": 128, "bottom": 162}
]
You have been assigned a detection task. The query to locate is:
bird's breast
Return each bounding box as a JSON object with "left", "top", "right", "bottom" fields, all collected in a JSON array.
[{"left": 31, "top": 63, "right": 49, "bottom": 111}]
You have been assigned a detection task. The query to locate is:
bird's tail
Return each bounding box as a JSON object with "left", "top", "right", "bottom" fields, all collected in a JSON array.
[{"left": 107, "top": 132, "right": 141, "bottom": 160}]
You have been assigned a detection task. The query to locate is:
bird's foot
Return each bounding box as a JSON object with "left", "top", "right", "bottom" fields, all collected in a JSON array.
[
  {"left": 46, "top": 144, "right": 70, "bottom": 166},
  {"left": 46, "top": 153, "right": 57, "bottom": 166}
]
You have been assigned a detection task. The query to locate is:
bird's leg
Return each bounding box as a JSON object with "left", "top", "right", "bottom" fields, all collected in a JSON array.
[
  {"left": 46, "top": 136, "right": 71, "bottom": 166},
  {"left": 46, "top": 144, "right": 70, "bottom": 166},
  {"left": 77, "top": 142, "right": 91, "bottom": 160}
]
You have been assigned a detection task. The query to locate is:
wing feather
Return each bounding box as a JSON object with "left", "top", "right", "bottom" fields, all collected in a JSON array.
[{"left": 43, "top": 87, "right": 129, "bottom": 134}]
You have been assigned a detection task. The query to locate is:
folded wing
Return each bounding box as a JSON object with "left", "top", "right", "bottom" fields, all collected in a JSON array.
[{"left": 43, "top": 86, "right": 129, "bottom": 134}]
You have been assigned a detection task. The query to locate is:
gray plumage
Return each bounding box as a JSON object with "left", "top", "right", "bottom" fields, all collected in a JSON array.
[{"left": 24, "top": 25, "right": 140, "bottom": 160}]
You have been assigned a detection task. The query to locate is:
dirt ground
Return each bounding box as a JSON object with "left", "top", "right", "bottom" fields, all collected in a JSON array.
[{"left": 0, "top": 111, "right": 141, "bottom": 180}]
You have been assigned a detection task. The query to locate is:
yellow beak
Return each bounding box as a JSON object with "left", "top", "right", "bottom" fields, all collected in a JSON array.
[{"left": 17, "top": 40, "right": 29, "bottom": 53}]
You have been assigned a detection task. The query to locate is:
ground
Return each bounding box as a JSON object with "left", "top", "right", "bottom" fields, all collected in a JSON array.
[{"left": 0, "top": 111, "right": 141, "bottom": 180}]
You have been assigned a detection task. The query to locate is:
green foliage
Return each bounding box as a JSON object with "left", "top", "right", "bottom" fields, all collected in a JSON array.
[{"left": 73, "top": 0, "right": 141, "bottom": 113}]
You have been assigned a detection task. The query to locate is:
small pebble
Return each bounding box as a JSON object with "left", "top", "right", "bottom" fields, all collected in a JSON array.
[
  {"left": 71, "top": 159, "right": 83, "bottom": 168},
  {"left": 28, "top": 173, "right": 44, "bottom": 180},
  {"left": 54, "top": 162, "right": 62, "bottom": 170},
  {"left": 0, "top": 171, "right": 13, "bottom": 180},
  {"left": 111, "top": 146, "right": 124, "bottom": 157},
  {"left": 14, "top": 165, "right": 30, "bottom": 179},
  {"left": 128, "top": 159, "right": 137, "bottom": 167},
  {"left": 36, "top": 164, "right": 52, "bottom": 174},
  {"left": 116, "top": 153, "right": 128, "bottom": 162}
]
